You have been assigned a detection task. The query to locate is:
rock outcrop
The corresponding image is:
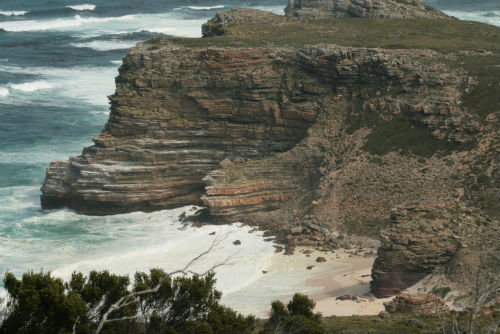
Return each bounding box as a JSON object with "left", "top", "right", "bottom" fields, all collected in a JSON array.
[
  {"left": 284, "top": 0, "right": 448, "bottom": 19},
  {"left": 371, "top": 202, "right": 499, "bottom": 297},
  {"left": 384, "top": 293, "right": 449, "bottom": 314},
  {"left": 202, "top": 8, "right": 279, "bottom": 37}
]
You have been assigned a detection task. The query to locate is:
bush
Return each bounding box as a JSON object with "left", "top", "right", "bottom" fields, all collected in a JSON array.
[
  {"left": 0, "top": 270, "right": 254, "bottom": 334},
  {"left": 262, "top": 293, "right": 325, "bottom": 334},
  {"left": 1, "top": 271, "right": 89, "bottom": 334}
]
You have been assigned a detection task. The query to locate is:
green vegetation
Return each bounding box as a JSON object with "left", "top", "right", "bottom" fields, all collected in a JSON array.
[
  {"left": 1, "top": 270, "right": 255, "bottom": 334},
  {"left": 2, "top": 269, "right": 499, "bottom": 334},
  {"left": 361, "top": 117, "right": 464, "bottom": 157},
  {"left": 431, "top": 286, "right": 451, "bottom": 299},
  {"left": 442, "top": 54, "right": 500, "bottom": 121},
  {"left": 149, "top": 17, "right": 500, "bottom": 54},
  {"left": 262, "top": 293, "right": 325, "bottom": 334}
]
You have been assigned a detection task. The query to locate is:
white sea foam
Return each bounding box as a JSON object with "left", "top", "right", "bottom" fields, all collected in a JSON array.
[
  {"left": 0, "top": 10, "right": 27, "bottom": 16},
  {"left": 186, "top": 5, "right": 225, "bottom": 10},
  {"left": 0, "top": 87, "right": 9, "bottom": 97},
  {"left": 71, "top": 39, "right": 139, "bottom": 51},
  {"left": 110, "top": 60, "right": 122, "bottom": 65},
  {"left": 9, "top": 81, "right": 52, "bottom": 92},
  {"left": 0, "top": 12, "right": 205, "bottom": 39},
  {"left": 0, "top": 14, "right": 134, "bottom": 32},
  {"left": 142, "top": 18, "right": 206, "bottom": 37},
  {"left": 67, "top": 4, "right": 96, "bottom": 11},
  {"left": 0, "top": 206, "right": 327, "bottom": 316},
  {"left": 0, "top": 186, "right": 40, "bottom": 212},
  {"left": 1, "top": 65, "right": 117, "bottom": 106},
  {"left": 444, "top": 9, "right": 500, "bottom": 26}
]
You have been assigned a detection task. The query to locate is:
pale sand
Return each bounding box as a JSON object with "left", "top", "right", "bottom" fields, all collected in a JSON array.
[{"left": 304, "top": 251, "right": 392, "bottom": 317}]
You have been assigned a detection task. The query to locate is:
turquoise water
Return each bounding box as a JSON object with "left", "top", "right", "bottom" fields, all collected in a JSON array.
[{"left": 0, "top": 0, "right": 498, "bottom": 314}]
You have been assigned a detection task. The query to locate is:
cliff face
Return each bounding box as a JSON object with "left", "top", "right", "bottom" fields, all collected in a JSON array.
[
  {"left": 42, "top": 41, "right": 480, "bottom": 218},
  {"left": 41, "top": 46, "right": 317, "bottom": 214},
  {"left": 41, "top": 8, "right": 500, "bottom": 297},
  {"left": 284, "top": 0, "right": 448, "bottom": 19}
]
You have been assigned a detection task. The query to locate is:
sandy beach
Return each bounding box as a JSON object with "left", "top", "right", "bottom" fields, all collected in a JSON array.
[{"left": 301, "top": 249, "right": 392, "bottom": 317}]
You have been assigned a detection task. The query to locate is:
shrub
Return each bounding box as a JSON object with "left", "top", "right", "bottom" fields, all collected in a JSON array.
[
  {"left": 1, "top": 271, "right": 89, "bottom": 334},
  {"left": 262, "top": 293, "right": 325, "bottom": 334},
  {"left": 1, "top": 270, "right": 254, "bottom": 334}
]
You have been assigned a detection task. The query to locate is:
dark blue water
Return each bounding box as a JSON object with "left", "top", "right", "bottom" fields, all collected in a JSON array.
[{"left": 0, "top": 0, "right": 498, "bottom": 312}]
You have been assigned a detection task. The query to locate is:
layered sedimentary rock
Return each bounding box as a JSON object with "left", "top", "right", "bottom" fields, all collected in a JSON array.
[
  {"left": 41, "top": 45, "right": 319, "bottom": 214},
  {"left": 42, "top": 35, "right": 488, "bottom": 222},
  {"left": 200, "top": 44, "right": 482, "bottom": 225},
  {"left": 42, "top": 8, "right": 498, "bottom": 245},
  {"left": 371, "top": 202, "right": 499, "bottom": 297},
  {"left": 284, "top": 0, "right": 448, "bottom": 19}
]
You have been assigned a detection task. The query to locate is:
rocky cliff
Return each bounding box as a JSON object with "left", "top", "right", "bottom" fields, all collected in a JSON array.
[
  {"left": 41, "top": 46, "right": 317, "bottom": 214},
  {"left": 41, "top": 8, "right": 499, "bottom": 296},
  {"left": 284, "top": 0, "right": 448, "bottom": 19},
  {"left": 371, "top": 202, "right": 500, "bottom": 297}
]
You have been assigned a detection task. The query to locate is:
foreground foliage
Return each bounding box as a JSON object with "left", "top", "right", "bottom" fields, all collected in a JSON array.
[
  {"left": 0, "top": 270, "right": 255, "bottom": 334},
  {"left": 261, "top": 293, "right": 325, "bottom": 334}
]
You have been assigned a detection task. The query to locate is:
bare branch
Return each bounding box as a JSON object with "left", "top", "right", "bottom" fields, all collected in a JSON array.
[
  {"left": 102, "top": 315, "right": 140, "bottom": 323},
  {"left": 72, "top": 316, "right": 80, "bottom": 334},
  {"left": 94, "top": 234, "right": 231, "bottom": 334}
]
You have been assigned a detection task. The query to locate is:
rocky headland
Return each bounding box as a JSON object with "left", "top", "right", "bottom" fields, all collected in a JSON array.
[
  {"left": 284, "top": 0, "right": 449, "bottom": 19},
  {"left": 41, "top": 2, "right": 500, "bottom": 298}
]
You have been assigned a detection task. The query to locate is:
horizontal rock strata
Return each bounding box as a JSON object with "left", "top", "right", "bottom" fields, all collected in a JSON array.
[
  {"left": 41, "top": 45, "right": 319, "bottom": 214},
  {"left": 42, "top": 36, "right": 481, "bottom": 219}
]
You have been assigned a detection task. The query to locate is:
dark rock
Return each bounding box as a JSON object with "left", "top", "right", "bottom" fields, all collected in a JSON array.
[
  {"left": 233, "top": 240, "right": 241, "bottom": 245},
  {"left": 378, "top": 311, "right": 390, "bottom": 319},
  {"left": 336, "top": 295, "right": 357, "bottom": 301},
  {"left": 316, "top": 256, "right": 327, "bottom": 263}
]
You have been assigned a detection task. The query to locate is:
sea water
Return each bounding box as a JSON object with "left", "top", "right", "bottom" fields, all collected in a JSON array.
[{"left": 0, "top": 0, "right": 498, "bottom": 317}]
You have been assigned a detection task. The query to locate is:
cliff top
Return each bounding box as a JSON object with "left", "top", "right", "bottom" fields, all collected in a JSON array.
[{"left": 153, "top": 9, "right": 499, "bottom": 54}]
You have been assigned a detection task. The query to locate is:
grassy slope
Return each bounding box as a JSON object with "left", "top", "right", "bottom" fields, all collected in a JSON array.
[{"left": 160, "top": 17, "right": 500, "bottom": 53}]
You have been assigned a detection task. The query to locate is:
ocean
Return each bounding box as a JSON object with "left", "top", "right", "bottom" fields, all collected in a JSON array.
[{"left": 0, "top": 0, "right": 498, "bottom": 316}]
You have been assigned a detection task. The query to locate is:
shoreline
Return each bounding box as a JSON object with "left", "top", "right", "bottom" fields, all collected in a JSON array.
[{"left": 303, "top": 250, "right": 392, "bottom": 317}]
